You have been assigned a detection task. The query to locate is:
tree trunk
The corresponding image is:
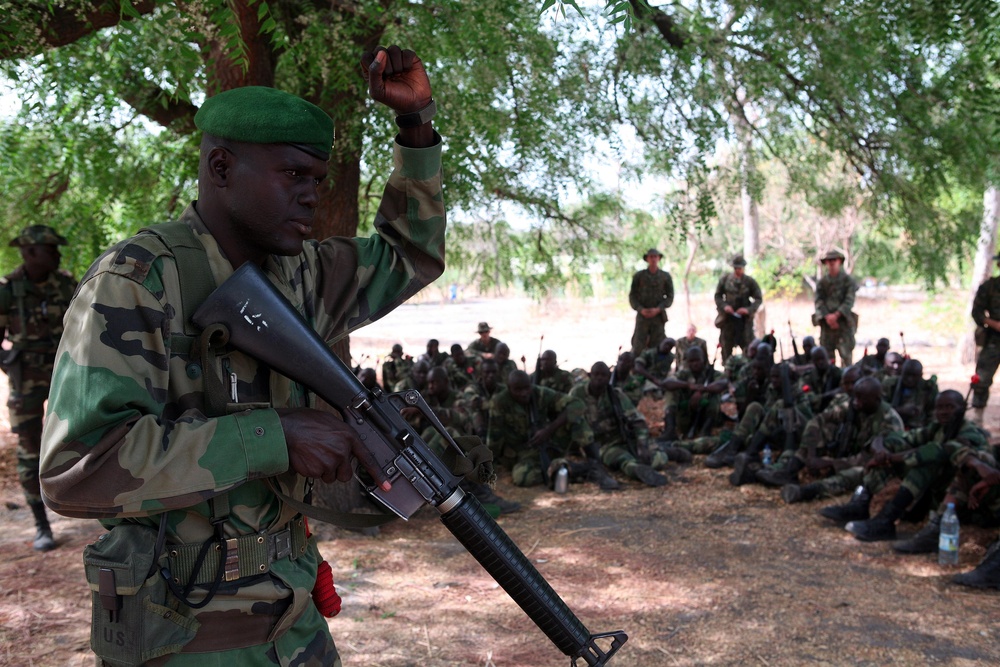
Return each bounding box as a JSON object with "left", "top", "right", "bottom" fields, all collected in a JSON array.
[
  {"left": 962, "top": 185, "right": 1000, "bottom": 364},
  {"left": 683, "top": 234, "right": 698, "bottom": 325},
  {"left": 733, "top": 102, "right": 764, "bottom": 338}
]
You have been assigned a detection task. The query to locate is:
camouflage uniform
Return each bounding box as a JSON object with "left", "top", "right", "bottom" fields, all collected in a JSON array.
[
  {"left": 0, "top": 264, "right": 77, "bottom": 504},
  {"left": 465, "top": 336, "right": 501, "bottom": 361},
  {"left": 971, "top": 275, "right": 1000, "bottom": 408},
  {"left": 882, "top": 375, "right": 938, "bottom": 430},
  {"left": 714, "top": 272, "right": 762, "bottom": 362},
  {"left": 568, "top": 384, "right": 657, "bottom": 476},
  {"left": 800, "top": 364, "right": 843, "bottom": 413},
  {"left": 612, "top": 370, "right": 645, "bottom": 406},
  {"left": 530, "top": 367, "right": 575, "bottom": 394},
  {"left": 457, "top": 380, "right": 504, "bottom": 439},
  {"left": 418, "top": 389, "right": 473, "bottom": 456},
  {"left": 40, "top": 140, "right": 445, "bottom": 665},
  {"left": 813, "top": 270, "right": 858, "bottom": 366},
  {"left": 486, "top": 386, "right": 592, "bottom": 486},
  {"left": 629, "top": 268, "right": 673, "bottom": 354},
  {"left": 635, "top": 347, "right": 675, "bottom": 396},
  {"left": 665, "top": 365, "right": 723, "bottom": 438},
  {"left": 725, "top": 353, "right": 749, "bottom": 382},
  {"left": 676, "top": 390, "right": 811, "bottom": 456},
  {"left": 442, "top": 356, "right": 475, "bottom": 390},
  {"left": 381, "top": 355, "right": 413, "bottom": 391}
]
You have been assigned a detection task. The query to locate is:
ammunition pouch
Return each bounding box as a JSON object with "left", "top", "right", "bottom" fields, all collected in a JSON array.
[{"left": 84, "top": 523, "right": 199, "bottom": 666}]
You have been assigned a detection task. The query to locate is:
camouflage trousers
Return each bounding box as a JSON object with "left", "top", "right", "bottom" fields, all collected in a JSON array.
[
  {"left": 818, "top": 323, "right": 854, "bottom": 367},
  {"left": 631, "top": 313, "right": 666, "bottom": 356},
  {"left": 142, "top": 603, "right": 340, "bottom": 667},
  {"left": 665, "top": 398, "right": 721, "bottom": 439},
  {"left": 719, "top": 320, "right": 752, "bottom": 363},
  {"left": 972, "top": 338, "right": 1000, "bottom": 408},
  {"left": 812, "top": 459, "right": 950, "bottom": 504},
  {"left": 948, "top": 467, "right": 1000, "bottom": 527},
  {"left": 6, "top": 353, "right": 53, "bottom": 504},
  {"left": 600, "top": 439, "right": 668, "bottom": 480}
]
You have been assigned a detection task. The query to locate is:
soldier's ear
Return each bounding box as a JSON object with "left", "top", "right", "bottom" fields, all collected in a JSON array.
[{"left": 206, "top": 146, "right": 232, "bottom": 187}]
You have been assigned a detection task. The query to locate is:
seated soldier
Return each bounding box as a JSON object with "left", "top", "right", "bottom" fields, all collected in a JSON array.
[
  {"left": 569, "top": 362, "right": 669, "bottom": 487},
  {"left": 458, "top": 358, "right": 504, "bottom": 439},
  {"left": 731, "top": 348, "right": 774, "bottom": 421},
  {"left": 531, "top": 349, "right": 575, "bottom": 394},
  {"left": 661, "top": 346, "right": 728, "bottom": 440},
  {"left": 734, "top": 341, "right": 773, "bottom": 384},
  {"left": 633, "top": 338, "right": 676, "bottom": 398},
  {"left": 612, "top": 350, "right": 646, "bottom": 406},
  {"left": 357, "top": 367, "right": 380, "bottom": 391},
  {"left": 792, "top": 335, "right": 816, "bottom": 367},
  {"left": 801, "top": 346, "right": 843, "bottom": 413},
  {"left": 445, "top": 343, "right": 475, "bottom": 390},
  {"left": 882, "top": 358, "right": 937, "bottom": 430},
  {"left": 487, "top": 371, "right": 619, "bottom": 490},
  {"left": 419, "top": 338, "right": 450, "bottom": 367},
  {"left": 951, "top": 471, "right": 1000, "bottom": 590},
  {"left": 382, "top": 343, "right": 413, "bottom": 390},
  {"left": 494, "top": 342, "right": 518, "bottom": 386},
  {"left": 883, "top": 351, "right": 904, "bottom": 378},
  {"left": 773, "top": 371, "right": 902, "bottom": 505},
  {"left": 860, "top": 337, "right": 891, "bottom": 376},
  {"left": 842, "top": 390, "right": 992, "bottom": 542},
  {"left": 725, "top": 337, "right": 758, "bottom": 383},
  {"left": 393, "top": 358, "right": 429, "bottom": 393},
  {"left": 409, "top": 367, "right": 519, "bottom": 514},
  {"left": 465, "top": 321, "right": 502, "bottom": 362}
]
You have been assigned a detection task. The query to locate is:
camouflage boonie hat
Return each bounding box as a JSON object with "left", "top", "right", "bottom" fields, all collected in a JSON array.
[
  {"left": 9, "top": 224, "right": 68, "bottom": 248},
  {"left": 477, "top": 322, "right": 492, "bottom": 333},
  {"left": 820, "top": 250, "right": 845, "bottom": 263},
  {"left": 643, "top": 248, "right": 663, "bottom": 260},
  {"left": 731, "top": 254, "right": 747, "bottom": 267}
]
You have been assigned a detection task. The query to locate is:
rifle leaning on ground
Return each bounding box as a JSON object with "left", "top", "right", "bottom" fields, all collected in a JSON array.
[
  {"left": 607, "top": 360, "right": 641, "bottom": 462},
  {"left": 788, "top": 320, "right": 800, "bottom": 363},
  {"left": 193, "top": 263, "right": 627, "bottom": 667}
]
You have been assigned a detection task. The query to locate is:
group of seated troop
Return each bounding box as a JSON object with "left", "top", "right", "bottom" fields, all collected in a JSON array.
[{"left": 355, "top": 324, "right": 1000, "bottom": 591}]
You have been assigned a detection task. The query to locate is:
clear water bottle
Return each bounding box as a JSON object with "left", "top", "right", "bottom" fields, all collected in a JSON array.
[
  {"left": 554, "top": 465, "right": 569, "bottom": 494},
  {"left": 761, "top": 445, "right": 772, "bottom": 468},
  {"left": 938, "top": 503, "right": 960, "bottom": 566}
]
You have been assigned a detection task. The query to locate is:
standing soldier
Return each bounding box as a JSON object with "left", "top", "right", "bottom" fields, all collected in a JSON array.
[
  {"left": 714, "top": 254, "right": 763, "bottom": 363},
  {"left": 629, "top": 248, "right": 674, "bottom": 355},
  {"left": 971, "top": 252, "right": 1000, "bottom": 425},
  {"left": 0, "top": 225, "right": 77, "bottom": 551},
  {"left": 813, "top": 249, "right": 859, "bottom": 366}
]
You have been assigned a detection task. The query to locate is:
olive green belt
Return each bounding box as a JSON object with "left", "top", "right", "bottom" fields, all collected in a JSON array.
[{"left": 166, "top": 518, "right": 308, "bottom": 587}]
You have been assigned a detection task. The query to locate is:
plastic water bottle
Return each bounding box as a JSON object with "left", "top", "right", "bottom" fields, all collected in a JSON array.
[
  {"left": 554, "top": 465, "right": 569, "bottom": 494},
  {"left": 761, "top": 445, "right": 772, "bottom": 468},
  {"left": 938, "top": 503, "right": 960, "bottom": 566}
]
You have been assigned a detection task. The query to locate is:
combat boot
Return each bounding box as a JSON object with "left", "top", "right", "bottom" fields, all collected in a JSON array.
[
  {"left": 846, "top": 487, "right": 914, "bottom": 541},
  {"left": 819, "top": 486, "right": 870, "bottom": 523},
  {"left": 631, "top": 464, "right": 668, "bottom": 487},
  {"left": 462, "top": 480, "right": 521, "bottom": 515},
  {"left": 781, "top": 482, "right": 821, "bottom": 504},
  {"left": 29, "top": 501, "right": 56, "bottom": 552},
  {"left": 704, "top": 436, "right": 742, "bottom": 469},
  {"left": 660, "top": 446, "right": 693, "bottom": 464},
  {"left": 892, "top": 513, "right": 941, "bottom": 554},
  {"left": 729, "top": 452, "right": 760, "bottom": 486},
  {"left": 755, "top": 457, "right": 804, "bottom": 487},
  {"left": 586, "top": 462, "right": 622, "bottom": 491},
  {"left": 953, "top": 540, "right": 1000, "bottom": 589}
]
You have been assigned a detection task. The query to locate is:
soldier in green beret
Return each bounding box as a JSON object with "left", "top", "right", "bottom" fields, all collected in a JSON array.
[
  {"left": 714, "top": 254, "right": 762, "bottom": 363},
  {"left": 41, "top": 46, "right": 444, "bottom": 666},
  {"left": 629, "top": 248, "right": 674, "bottom": 355},
  {"left": 0, "top": 225, "right": 77, "bottom": 552},
  {"left": 813, "top": 249, "right": 859, "bottom": 366}
]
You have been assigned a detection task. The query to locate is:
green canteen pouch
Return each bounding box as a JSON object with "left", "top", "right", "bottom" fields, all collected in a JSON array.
[{"left": 84, "top": 524, "right": 199, "bottom": 666}]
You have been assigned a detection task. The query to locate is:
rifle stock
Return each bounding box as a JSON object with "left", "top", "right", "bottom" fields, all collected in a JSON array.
[{"left": 192, "top": 263, "right": 627, "bottom": 666}]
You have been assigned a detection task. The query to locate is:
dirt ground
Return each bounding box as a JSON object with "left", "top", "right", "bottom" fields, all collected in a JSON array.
[{"left": 3, "top": 289, "right": 1000, "bottom": 667}]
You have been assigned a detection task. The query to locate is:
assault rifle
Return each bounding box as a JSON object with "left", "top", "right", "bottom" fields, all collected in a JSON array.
[
  {"left": 779, "top": 363, "right": 797, "bottom": 454},
  {"left": 788, "top": 320, "right": 801, "bottom": 363},
  {"left": 192, "top": 263, "right": 626, "bottom": 667}
]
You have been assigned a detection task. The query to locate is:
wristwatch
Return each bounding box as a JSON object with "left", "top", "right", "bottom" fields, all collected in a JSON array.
[{"left": 395, "top": 99, "right": 436, "bottom": 128}]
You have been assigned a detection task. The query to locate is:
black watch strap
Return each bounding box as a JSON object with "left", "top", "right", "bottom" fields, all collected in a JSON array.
[{"left": 395, "top": 99, "right": 436, "bottom": 128}]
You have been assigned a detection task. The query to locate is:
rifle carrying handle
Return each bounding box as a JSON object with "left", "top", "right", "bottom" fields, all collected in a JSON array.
[{"left": 439, "top": 492, "right": 627, "bottom": 666}]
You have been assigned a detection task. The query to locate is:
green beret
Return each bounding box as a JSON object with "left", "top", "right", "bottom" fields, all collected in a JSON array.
[
  {"left": 9, "top": 225, "right": 67, "bottom": 248},
  {"left": 194, "top": 86, "right": 334, "bottom": 160}
]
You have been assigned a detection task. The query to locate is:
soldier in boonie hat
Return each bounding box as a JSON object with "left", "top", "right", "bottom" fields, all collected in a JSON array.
[
  {"left": 731, "top": 254, "right": 747, "bottom": 268},
  {"left": 642, "top": 248, "right": 663, "bottom": 260},
  {"left": 820, "top": 249, "right": 846, "bottom": 263},
  {"left": 9, "top": 225, "right": 68, "bottom": 248},
  {"left": 477, "top": 321, "right": 492, "bottom": 333}
]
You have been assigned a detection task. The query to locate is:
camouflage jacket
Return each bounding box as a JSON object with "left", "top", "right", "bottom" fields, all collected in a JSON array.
[
  {"left": 725, "top": 353, "right": 749, "bottom": 381},
  {"left": 443, "top": 356, "right": 476, "bottom": 390},
  {"left": 465, "top": 336, "right": 501, "bottom": 359},
  {"left": 420, "top": 389, "right": 472, "bottom": 436},
  {"left": 887, "top": 419, "right": 991, "bottom": 469},
  {"left": 486, "top": 385, "right": 584, "bottom": 459},
  {"left": 714, "top": 272, "right": 762, "bottom": 316},
  {"left": 801, "top": 364, "right": 843, "bottom": 411},
  {"left": 40, "top": 140, "right": 445, "bottom": 632},
  {"left": 635, "top": 348, "right": 674, "bottom": 381},
  {"left": 569, "top": 383, "right": 648, "bottom": 449},
  {"left": 457, "top": 381, "right": 504, "bottom": 438},
  {"left": 0, "top": 266, "right": 78, "bottom": 354},
  {"left": 882, "top": 376, "right": 939, "bottom": 430},
  {"left": 805, "top": 397, "right": 903, "bottom": 457},
  {"left": 382, "top": 355, "right": 414, "bottom": 390},
  {"left": 629, "top": 268, "right": 674, "bottom": 316},
  {"left": 675, "top": 337, "right": 710, "bottom": 372},
  {"left": 530, "top": 367, "right": 575, "bottom": 394},
  {"left": 668, "top": 365, "right": 722, "bottom": 408},
  {"left": 612, "top": 371, "right": 645, "bottom": 406},
  {"left": 813, "top": 271, "right": 858, "bottom": 329}
]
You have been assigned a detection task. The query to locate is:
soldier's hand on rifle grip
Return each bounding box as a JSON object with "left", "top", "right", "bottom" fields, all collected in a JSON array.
[{"left": 277, "top": 408, "right": 390, "bottom": 489}]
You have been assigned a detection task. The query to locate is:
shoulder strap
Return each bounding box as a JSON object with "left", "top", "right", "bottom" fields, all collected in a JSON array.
[{"left": 139, "top": 221, "right": 216, "bottom": 338}]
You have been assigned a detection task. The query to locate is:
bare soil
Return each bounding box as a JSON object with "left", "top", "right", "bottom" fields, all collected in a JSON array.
[{"left": 3, "top": 290, "right": 1000, "bottom": 667}]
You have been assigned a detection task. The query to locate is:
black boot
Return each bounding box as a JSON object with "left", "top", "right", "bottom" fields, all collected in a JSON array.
[
  {"left": 953, "top": 540, "right": 1000, "bottom": 589},
  {"left": 729, "top": 452, "right": 760, "bottom": 486},
  {"left": 462, "top": 481, "right": 521, "bottom": 515},
  {"left": 704, "top": 436, "right": 742, "bottom": 469},
  {"left": 660, "top": 446, "right": 693, "bottom": 464},
  {"left": 781, "top": 482, "right": 821, "bottom": 504},
  {"left": 631, "top": 463, "right": 668, "bottom": 487},
  {"left": 29, "top": 501, "right": 56, "bottom": 552},
  {"left": 846, "top": 487, "right": 915, "bottom": 541},
  {"left": 755, "top": 456, "right": 804, "bottom": 487},
  {"left": 662, "top": 412, "right": 678, "bottom": 441},
  {"left": 893, "top": 513, "right": 942, "bottom": 554},
  {"left": 819, "top": 486, "right": 871, "bottom": 523},
  {"left": 583, "top": 443, "right": 621, "bottom": 491}
]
